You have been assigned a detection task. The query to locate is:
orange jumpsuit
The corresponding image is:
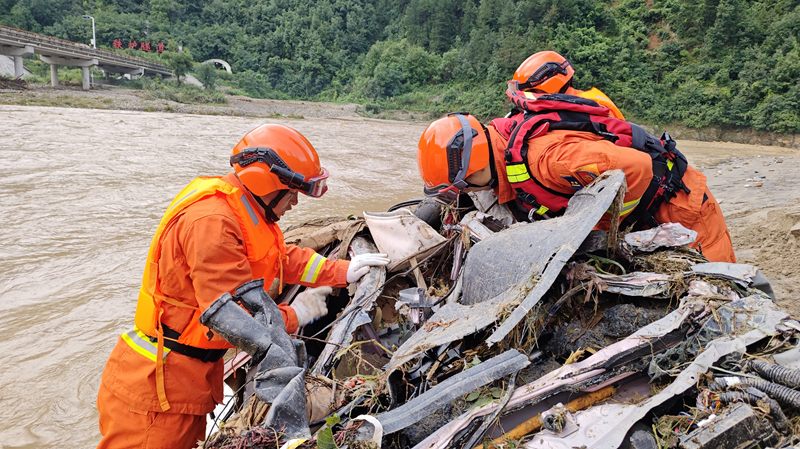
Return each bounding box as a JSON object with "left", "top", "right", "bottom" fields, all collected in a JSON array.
[
  {"left": 488, "top": 127, "right": 735, "bottom": 263},
  {"left": 97, "top": 173, "right": 349, "bottom": 449}
]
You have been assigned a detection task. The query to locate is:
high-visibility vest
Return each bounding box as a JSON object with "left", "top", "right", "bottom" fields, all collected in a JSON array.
[{"left": 128, "top": 175, "right": 287, "bottom": 410}]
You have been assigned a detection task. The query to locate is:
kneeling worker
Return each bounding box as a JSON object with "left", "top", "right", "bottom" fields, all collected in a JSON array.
[
  {"left": 417, "top": 112, "right": 735, "bottom": 263},
  {"left": 96, "top": 124, "right": 389, "bottom": 449},
  {"left": 512, "top": 50, "right": 625, "bottom": 120}
]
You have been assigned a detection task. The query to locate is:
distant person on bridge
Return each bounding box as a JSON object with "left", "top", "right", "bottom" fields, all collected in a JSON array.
[
  {"left": 416, "top": 108, "right": 736, "bottom": 263},
  {"left": 95, "top": 124, "right": 388, "bottom": 449},
  {"left": 511, "top": 51, "right": 625, "bottom": 120}
]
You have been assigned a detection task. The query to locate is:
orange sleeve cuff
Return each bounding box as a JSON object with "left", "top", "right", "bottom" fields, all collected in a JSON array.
[
  {"left": 335, "top": 260, "right": 350, "bottom": 287},
  {"left": 279, "top": 304, "right": 299, "bottom": 334}
]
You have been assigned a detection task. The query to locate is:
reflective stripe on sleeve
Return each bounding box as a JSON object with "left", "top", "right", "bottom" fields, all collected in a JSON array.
[
  {"left": 506, "top": 164, "right": 530, "bottom": 183},
  {"left": 121, "top": 327, "right": 170, "bottom": 362},
  {"left": 300, "top": 253, "right": 326, "bottom": 284}
]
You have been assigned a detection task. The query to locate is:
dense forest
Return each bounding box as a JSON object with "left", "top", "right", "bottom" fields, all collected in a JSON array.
[{"left": 2, "top": 0, "right": 799, "bottom": 132}]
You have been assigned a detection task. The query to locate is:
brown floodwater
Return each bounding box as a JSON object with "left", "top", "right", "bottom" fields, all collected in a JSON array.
[
  {"left": 1, "top": 104, "right": 797, "bottom": 448},
  {"left": 0, "top": 105, "right": 427, "bottom": 448}
]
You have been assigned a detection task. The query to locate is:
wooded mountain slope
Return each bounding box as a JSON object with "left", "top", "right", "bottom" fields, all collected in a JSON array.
[{"left": 3, "top": 0, "right": 799, "bottom": 131}]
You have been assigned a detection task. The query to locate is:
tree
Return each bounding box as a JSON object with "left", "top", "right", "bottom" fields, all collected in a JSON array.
[
  {"left": 162, "top": 49, "right": 194, "bottom": 86},
  {"left": 195, "top": 62, "right": 218, "bottom": 90}
]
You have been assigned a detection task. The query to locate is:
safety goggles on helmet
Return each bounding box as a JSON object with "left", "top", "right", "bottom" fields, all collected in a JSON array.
[
  {"left": 230, "top": 147, "right": 329, "bottom": 198},
  {"left": 519, "top": 60, "right": 572, "bottom": 91},
  {"left": 422, "top": 112, "right": 480, "bottom": 204}
]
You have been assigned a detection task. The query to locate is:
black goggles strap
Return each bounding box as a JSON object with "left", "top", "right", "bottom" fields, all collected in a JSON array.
[
  {"left": 445, "top": 112, "right": 474, "bottom": 187},
  {"left": 231, "top": 147, "right": 311, "bottom": 194},
  {"left": 519, "top": 60, "right": 572, "bottom": 91}
]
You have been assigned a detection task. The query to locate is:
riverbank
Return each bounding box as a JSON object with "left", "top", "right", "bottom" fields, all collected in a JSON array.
[{"left": 0, "top": 82, "right": 364, "bottom": 119}]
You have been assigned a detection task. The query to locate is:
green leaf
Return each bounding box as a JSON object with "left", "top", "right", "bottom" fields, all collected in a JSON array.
[
  {"left": 466, "top": 391, "right": 481, "bottom": 402},
  {"left": 472, "top": 396, "right": 493, "bottom": 409},
  {"left": 490, "top": 387, "right": 504, "bottom": 399},
  {"left": 317, "top": 414, "right": 341, "bottom": 449}
]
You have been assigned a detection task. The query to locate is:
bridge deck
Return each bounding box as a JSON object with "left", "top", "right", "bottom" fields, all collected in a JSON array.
[{"left": 0, "top": 25, "right": 171, "bottom": 76}]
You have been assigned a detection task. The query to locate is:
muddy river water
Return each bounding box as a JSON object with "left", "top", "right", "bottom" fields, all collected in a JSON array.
[{"left": 1, "top": 105, "right": 798, "bottom": 448}]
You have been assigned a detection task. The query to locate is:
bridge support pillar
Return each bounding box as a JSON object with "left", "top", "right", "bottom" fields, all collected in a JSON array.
[
  {"left": 0, "top": 45, "right": 34, "bottom": 78},
  {"left": 13, "top": 56, "right": 24, "bottom": 78},
  {"left": 50, "top": 63, "right": 58, "bottom": 87},
  {"left": 81, "top": 67, "right": 90, "bottom": 90},
  {"left": 40, "top": 55, "right": 98, "bottom": 89}
]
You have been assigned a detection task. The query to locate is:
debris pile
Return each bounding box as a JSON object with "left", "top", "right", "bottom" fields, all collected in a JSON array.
[{"left": 202, "top": 170, "right": 800, "bottom": 449}]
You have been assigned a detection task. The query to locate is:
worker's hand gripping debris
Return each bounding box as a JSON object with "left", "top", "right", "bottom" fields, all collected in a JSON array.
[
  {"left": 292, "top": 286, "right": 332, "bottom": 327},
  {"left": 346, "top": 252, "right": 390, "bottom": 283}
]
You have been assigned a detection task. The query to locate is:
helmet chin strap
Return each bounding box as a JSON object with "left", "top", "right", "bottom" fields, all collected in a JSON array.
[{"left": 253, "top": 189, "right": 289, "bottom": 223}]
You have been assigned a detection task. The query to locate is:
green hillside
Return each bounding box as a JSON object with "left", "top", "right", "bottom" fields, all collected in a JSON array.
[{"left": 2, "top": 0, "right": 799, "bottom": 131}]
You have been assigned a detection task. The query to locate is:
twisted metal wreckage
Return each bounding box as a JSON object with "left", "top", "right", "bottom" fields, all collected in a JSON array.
[{"left": 199, "top": 170, "right": 800, "bottom": 449}]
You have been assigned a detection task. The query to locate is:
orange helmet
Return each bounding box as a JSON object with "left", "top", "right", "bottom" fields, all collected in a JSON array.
[
  {"left": 512, "top": 51, "right": 574, "bottom": 93},
  {"left": 417, "top": 113, "right": 490, "bottom": 203},
  {"left": 230, "top": 124, "right": 328, "bottom": 198}
]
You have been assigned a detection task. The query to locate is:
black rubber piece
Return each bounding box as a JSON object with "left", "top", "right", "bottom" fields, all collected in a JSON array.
[
  {"left": 718, "top": 389, "right": 789, "bottom": 433},
  {"left": 710, "top": 375, "right": 800, "bottom": 410},
  {"left": 749, "top": 359, "right": 800, "bottom": 390}
]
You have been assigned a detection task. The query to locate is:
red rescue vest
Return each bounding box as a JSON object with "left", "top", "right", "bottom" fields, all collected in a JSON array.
[{"left": 490, "top": 84, "right": 689, "bottom": 228}]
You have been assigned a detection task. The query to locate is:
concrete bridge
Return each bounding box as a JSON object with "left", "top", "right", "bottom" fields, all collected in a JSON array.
[{"left": 0, "top": 25, "right": 171, "bottom": 89}]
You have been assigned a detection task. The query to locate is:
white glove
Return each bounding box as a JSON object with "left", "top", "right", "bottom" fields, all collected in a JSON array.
[
  {"left": 346, "top": 253, "right": 390, "bottom": 283},
  {"left": 292, "top": 286, "right": 332, "bottom": 327}
]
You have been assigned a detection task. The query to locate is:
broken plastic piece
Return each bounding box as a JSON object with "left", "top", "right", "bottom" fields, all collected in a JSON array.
[
  {"left": 622, "top": 222, "right": 697, "bottom": 253},
  {"left": 363, "top": 209, "right": 446, "bottom": 271},
  {"left": 377, "top": 349, "right": 529, "bottom": 434}
]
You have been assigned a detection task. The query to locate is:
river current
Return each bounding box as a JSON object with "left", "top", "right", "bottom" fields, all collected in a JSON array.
[
  {"left": 3, "top": 104, "right": 799, "bottom": 448},
  {"left": 0, "top": 105, "right": 426, "bottom": 448}
]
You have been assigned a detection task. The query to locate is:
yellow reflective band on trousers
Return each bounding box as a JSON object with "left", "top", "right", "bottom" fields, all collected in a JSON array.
[
  {"left": 607, "top": 198, "right": 641, "bottom": 217},
  {"left": 300, "top": 253, "right": 326, "bottom": 284},
  {"left": 121, "top": 327, "right": 171, "bottom": 362},
  {"left": 506, "top": 164, "right": 530, "bottom": 183}
]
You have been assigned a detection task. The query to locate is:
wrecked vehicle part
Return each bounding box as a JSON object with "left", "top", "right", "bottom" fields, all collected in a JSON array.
[
  {"left": 460, "top": 376, "right": 517, "bottom": 449},
  {"left": 649, "top": 296, "right": 785, "bottom": 381},
  {"left": 461, "top": 171, "right": 625, "bottom": 307},
  {"left": 621, "top": 222, "right": 697, "bottom": 255},
  {"left": 689, "top": 262, "right": 775, "bottom": 299},
  {"left": 491, "top": 385, "right": 617, "bottom": 445},
  {"left": 376, "top": 349, "right": 529, "bottom": 435},
  {"left": 511, "top": 296, "right": 789, "bottom": 449},
  {"left": 413, "top": 295, "right": 789, "bottom": 449},
  {"left": 467, "top": 189, "right": 515, "bottom": 228},
  {"left": 386, "top": 171, "right": 628, "bottom": 374},
  {"left": 709, "top": 375, "right": 800, "bottom": 410},
  {"left": 282, "top": 217, "right": 364, "bottom": 253},
  {"left": 412, "top": 301, "right": 694, "bottom": 449},
  {"left": 312, "top": 237, "right": 386, "bottom": 376},
  {"left": 363, "top": 208, "right": 446, "bottom": 272},
  {"left": 486, "top": 171, "right": 627, "bottom": 346},
  {"left": 589, "top": 271, "right": 672, "bottom": 297},
  {"left": 718, "top": 388, "right": 789, "bottom": 433},
  {"left": 677, "top": 402, "right": 780, "bottom": 449},
  {"left": 749, "top": 358, "right": 800, "bottom": 389},
  {"left": 544, "top": 303, "right": 669, "bottom": 359}
]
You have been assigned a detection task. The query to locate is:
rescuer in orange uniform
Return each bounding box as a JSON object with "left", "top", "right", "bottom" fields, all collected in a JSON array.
[
  {"left": 513, "top": 51, "right": 626, "bottom": 120},
  {"left": 96, "top": 124, "right": 389, "bottom": 449},
  {"left": 417, "top": 114, "right": 736, "bottom": 263}
]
